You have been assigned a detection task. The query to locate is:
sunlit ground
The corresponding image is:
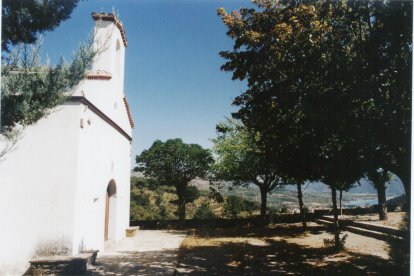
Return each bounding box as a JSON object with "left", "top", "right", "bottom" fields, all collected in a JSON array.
[{"left": 176, "top": 222, "right": 403, "bottom": 275}]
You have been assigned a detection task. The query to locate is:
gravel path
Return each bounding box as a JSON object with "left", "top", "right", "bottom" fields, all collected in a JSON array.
[{"left": 89, "top": 230, "right": 187, "bottom": 275}]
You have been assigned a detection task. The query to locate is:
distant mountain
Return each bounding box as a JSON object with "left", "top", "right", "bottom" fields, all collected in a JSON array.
[
  {"left": 131, "top": 170, "right": 405, "bottom": 197},
  {"left": 282, "top": 175, "right": 405, "bottom": 196},
  {"left": 387, "top": 194, "right": 406, "bottom": 205}
]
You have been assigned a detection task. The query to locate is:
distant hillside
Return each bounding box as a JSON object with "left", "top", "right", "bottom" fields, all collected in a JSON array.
[{"left": 282, "top": 176, "right": 405, "bottom": 196}]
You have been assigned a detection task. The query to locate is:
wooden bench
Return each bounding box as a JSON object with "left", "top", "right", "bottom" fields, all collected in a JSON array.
[
  {"left": 29, "top": 252, "right": 95, "bottom": 275},
  {"left": 126, "top": 226, "right": 140, "bottom": 237}
]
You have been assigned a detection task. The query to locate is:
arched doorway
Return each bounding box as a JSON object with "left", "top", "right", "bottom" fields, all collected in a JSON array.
[{"left": 104, "top": 180, "right": 117, "bottom": 241}]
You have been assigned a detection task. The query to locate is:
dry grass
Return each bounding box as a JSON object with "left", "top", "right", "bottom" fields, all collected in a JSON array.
[
  {"left": 339, "top": 212, "right": 404, "bottom": 228},
  {"left": 176, "top": 222, "right": 403, "bottom": 275}
]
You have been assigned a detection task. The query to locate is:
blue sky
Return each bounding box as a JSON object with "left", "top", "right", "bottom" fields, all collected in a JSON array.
[{"left": 40, "top": 0, "right": 254, "bottom": 165}]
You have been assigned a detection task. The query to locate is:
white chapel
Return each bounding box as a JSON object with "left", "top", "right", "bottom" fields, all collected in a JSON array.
[{"left": 0, "top": 13, "right": 133, "bottom": 274}]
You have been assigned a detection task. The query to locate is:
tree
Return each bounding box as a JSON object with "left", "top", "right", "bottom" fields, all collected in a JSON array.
[
  {"left": 218, "top": 0, "right": 411, "bottom": 247},
  {"left": 366, "top": 169, "right": 391, "bottom": 220},
  {"left": 1, "top": 39, "right": 97, "bottom": 131},
  {"left": 1, "top": 1, "right": 100, "bottom": 160},
  {"left": 211, "top": 119, "right": 283, "bottom": 223},
  {"left": 135, "top": 139, "right": 213, "bottom": 225},
  {"left": 2, "top": 0, "right": 80, "bottom": 51}
]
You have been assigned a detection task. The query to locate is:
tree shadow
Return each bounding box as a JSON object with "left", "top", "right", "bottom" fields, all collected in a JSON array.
[
  {"left": 191, "top": 223, "right": 327, "bottom": 239},
  {"left": 177, "top": 224, "right": 403, "bottom": 275},
  {"left": 87, "top": 249, "right": 179, "bottom": 276}
]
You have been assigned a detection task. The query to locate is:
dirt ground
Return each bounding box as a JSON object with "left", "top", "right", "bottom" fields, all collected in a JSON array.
[
  {"left": 88, "top": 230, "right": 187, "bottom": 275},
  {"left": 338, "top": 211, "right": 405, "bottom": 228},
  {"left": 176, "top": 219, "right": 405, "bottom": 275}
]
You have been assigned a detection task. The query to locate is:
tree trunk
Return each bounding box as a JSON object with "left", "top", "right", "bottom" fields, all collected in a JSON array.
[
  {"left": 377, "top": 183, "right": 388, "bottom": 220},
  {"left": 331, "top": 187, "right": 340, "bottom": 249},
  {"left": 339, "top": 190, "right": 343, "bottom": 216},
  {"left": 259, "top": 185, "right": 268, "bottom": 225},
  {"left": 177, "top": 186, "right": 186, "bottom": 226},
  {"left": 296, "top": 182, "right": 306, "bottom": 229}
]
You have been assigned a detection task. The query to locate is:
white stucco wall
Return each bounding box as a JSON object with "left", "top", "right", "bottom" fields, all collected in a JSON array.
[
  {"left": 71, "top": 104, "right": 131, "bottom": 253},
  {"left": 68, "top": 17, "right": 132, "bottom": 252},
  {"left": 0, "top": 104, "right": 82, "bottom": 275},
  {"left": 0, "top": 15, "right": 132, "bottom": 275}
]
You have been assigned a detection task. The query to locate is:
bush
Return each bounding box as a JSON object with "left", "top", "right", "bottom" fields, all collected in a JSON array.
[
  {"left": 388, "top": 212, "right": 409, "bottom": 272},
  {"left": 279, "top": 206, "right": 289, "bottom": 213},
  {"left": 224, "top": 195, "right": 244, "bottom": 218},
  {"left": 131, "top": 192, "right": 150, "bottom": 207},
  {"left": 323, "top": 233, "right": 348, "bottom": 250},
  {"left": 194, "top": 202, "right": 216, "bottom": 219},
  {"left": 131, "top": 176, "right": 159, "bottom": 190},
  {"left": 243, "top": 198, "right": 259, "bottom": 215},
  {"left": 185, "top": 186, "right": 201, "bottom": 203}
]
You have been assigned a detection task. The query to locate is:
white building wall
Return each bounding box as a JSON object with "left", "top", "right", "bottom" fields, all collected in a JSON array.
[
  {"left": 77, "top": 21, "right": 130, "bottom": 136},
  {"left": 0, "top": 14, "right": 132, "bottom": 275},
  {"left": 68, "top": 16, "right": 132, "bottom": 252},
  {"left": 70, "top": 104, "right": 131, "bottom": 253},
  {"left": 0, "top": 104, "right": 82, "bottom": 275}
]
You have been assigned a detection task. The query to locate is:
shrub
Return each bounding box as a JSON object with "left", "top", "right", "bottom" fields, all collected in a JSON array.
[
  {"left": 243, "top": 198, "right": 259, "bottom": 215},
  {"left": 185, "top": 186, "right": 201, "bottom": 203},
  {"left": 388, "top": 212, "right": 409, "bottom": 272},
  {"left": 131, "top": 176, "right": 159, "bottom": 190},
  {"left": 279, "top": 206, "right": 289, "bottom": 213},
  {"left": 224, "top": 195, "right": 244, "bottom": 218},
  {"left": 194, "top": 202, "right": 216, "bottom": 219},
  {"left": 323, "top": 233, "right": 348, "bottom": 250},
  {"left": 130, "top": 186, "right": 151, "bottom": 207}
]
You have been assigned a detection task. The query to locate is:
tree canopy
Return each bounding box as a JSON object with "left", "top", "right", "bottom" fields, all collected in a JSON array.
[
  {"left": 135, "top": 138, "right": 213, "bottom": 224},
  {"left": 2, "top": 0, "right": 80, "bottom": 51},
  {"left": 211, "top": 119, "right": 282, "bottom": 221},
  {"left": 218, "top": 0, "right": 411, "bottom": 248},
  {"left": 1, "top": 38, "right": 97, "bottom": 132}
]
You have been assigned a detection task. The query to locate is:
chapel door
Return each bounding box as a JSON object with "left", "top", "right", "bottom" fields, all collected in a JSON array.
[{"left": 104, "top": 191, "right": 109, "bottom": 241}]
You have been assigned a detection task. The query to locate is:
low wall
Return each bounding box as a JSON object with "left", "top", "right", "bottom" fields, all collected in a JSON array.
[
  {"left": 131, "top": 207, "right": 405, "bottom": 230},
  {"left": 131, "top": 213, "right": 321, "bottom": 229}
]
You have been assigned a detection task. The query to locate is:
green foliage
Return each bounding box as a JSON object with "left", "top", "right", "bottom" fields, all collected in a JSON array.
[
  {"left": 279, "top": 206, "right": 289, "bottom": 214},
  {"left": 218, "top": 0, "right": 412, "bottom": 193},
  {"left": 243, "top": 198, "right": 260, "bottom": 216},
  {"left": 1, "top": 36, "right": 97, "bottom": 131},
  {"left": 131, "top": 192, "right": 150, "bottom": 208},
  {"left": 323, "top": 233, "right": 348, "bottom": 251},
  {"left": 2, "top": 0, "right": 80, "bottom": 51},
  {"left": 193, "top": 202, "right": 216, "bottom": 219},
  {"left": 212, "top": 119, "right": 283, "bottom": 218},
  {"left": 224, "top": 195, "right": 244, "bottom": 218},
  {"left": 223, "top": 195, "right": 259, "bottom": 219},
  {"left": 185, "top": 186, "right": 201, "bottom": 203},
  {"left": 131, "top": 176, "right": 159, "bottom": 191},
  {"left": 136, "top": 139, "right": 213, "bottom": 186},
  {"left": 170, "top": 186, "right": 201, "bottom": 205},
  {"left": 388, "top": 213, "right": 409, "bottom": 271},
  {"left": 135, "top": 139, "right": 213, "bottom": 222},
  {"left": 218, "top": 0, "right": 411, "bottom": 241},
  {"left": 208, "top": 187, "right": 224, "bottom": 203}
]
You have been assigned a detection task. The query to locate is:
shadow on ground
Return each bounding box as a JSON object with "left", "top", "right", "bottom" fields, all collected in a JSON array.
[
  {"left": 87, "top": 250, "right": 178, "bottom": 276},
  {"left": 177, "top": 224, "right": 404, "bottom": 276}
]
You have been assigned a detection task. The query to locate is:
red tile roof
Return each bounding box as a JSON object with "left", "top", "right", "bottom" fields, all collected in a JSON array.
[
  {"left": 91, "top": 12, "right": 128, "bottom": 47},
  {"left": 123, "top": 97, "right": 135, "bottom": 128},
  {"left": 85, "top": 70, "right": 112, "bottom": 80}
]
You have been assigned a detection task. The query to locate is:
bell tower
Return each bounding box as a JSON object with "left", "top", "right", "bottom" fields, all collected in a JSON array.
[{"left": 91, "top": 12, "right": 127, "bottom": 90}]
